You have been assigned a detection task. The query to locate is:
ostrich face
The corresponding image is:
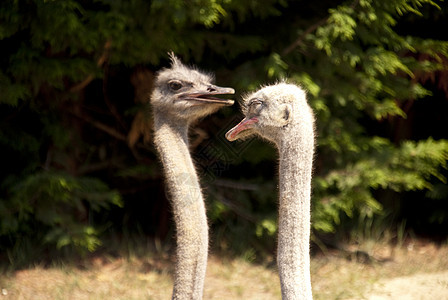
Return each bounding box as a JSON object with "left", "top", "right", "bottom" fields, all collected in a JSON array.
[
  {"left": 226, "top": 83, "right": 299, "bottom": 143},
  {"left": 151, "top": 55, "right": 234, "bottom": 121}
]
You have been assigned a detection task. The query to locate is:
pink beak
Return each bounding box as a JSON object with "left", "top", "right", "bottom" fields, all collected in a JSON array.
[{"left": 225, "top": 117, "right": 258, "bottom": 141}]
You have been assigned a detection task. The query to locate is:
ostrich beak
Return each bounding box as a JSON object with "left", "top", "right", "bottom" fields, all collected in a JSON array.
[
  {"left": 225, "top": 117, "right": 258, "bottom": 141},
  {"left": 180, "top": 86, "right": 235, "bottom": 106}
]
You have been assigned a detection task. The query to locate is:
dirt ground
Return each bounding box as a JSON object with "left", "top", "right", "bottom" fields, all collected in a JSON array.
[
  {"left": 365, "top": 240, "right": 448, "bottom": 300},
  {"left": 367, "top": 270, "right": 448, "bottom": 300},
  {"left": 1, "top": 239, "right": 448, "bottom": 299}
]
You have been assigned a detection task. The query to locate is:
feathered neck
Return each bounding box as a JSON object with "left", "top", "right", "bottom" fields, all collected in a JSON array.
[
  {"left": 277, "top": 121, "right": 314, "bottom": 300},
  {"left": 153, "top": 111, "right": 208, "bottom": 299}
]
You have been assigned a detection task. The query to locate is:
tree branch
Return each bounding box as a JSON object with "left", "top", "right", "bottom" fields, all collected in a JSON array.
[
  {"left": 282, "top": 17, "right": 328, "bottom": 56},
  {"left": 69, "top": 40, "right": 111, "bottom": 93},
  {"left": 70, "top": 110, "right": 127, "bottom": 142},
  {"left": 214, "top": 193, "right": 258, "bottom": 223},
  {"left": 282, "top": 0, "right": 360, "bottom": 56}
]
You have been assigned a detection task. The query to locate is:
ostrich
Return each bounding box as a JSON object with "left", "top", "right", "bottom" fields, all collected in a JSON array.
[
  {"left": 151, "top": 54, "right": 234, "bottom": 299},
  {"left": 226, "top": 83, "right": 315, "bottom": 299}
]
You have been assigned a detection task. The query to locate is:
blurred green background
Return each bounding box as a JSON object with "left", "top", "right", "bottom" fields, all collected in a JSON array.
[{"left": 1, "top": 0, "right": 447, "bottom": 266}]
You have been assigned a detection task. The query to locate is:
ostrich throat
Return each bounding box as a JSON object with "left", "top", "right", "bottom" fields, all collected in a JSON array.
[
  {"left": 153, "top": 110, "right": 208, "bottom": 299},
  {"left": 277, "top": 126, "right": 314, "bottom": 300}
]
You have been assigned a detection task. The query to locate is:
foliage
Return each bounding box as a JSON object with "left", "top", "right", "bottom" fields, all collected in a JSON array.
[
  {"left": 0, "top": 171, "right": 121, "bottom": 260},
  {"left": 1, "top": 0, "right": 447, "bottom": 260},
  {"left": 284, "top": 0, "right": 448, "bottom": 234},
  {"left": 313, "top": 138, "right": 448, "bottom": 232}
]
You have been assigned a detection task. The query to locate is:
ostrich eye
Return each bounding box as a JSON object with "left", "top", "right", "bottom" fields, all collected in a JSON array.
[
  {"left": 248, "top": 98, "right": 263, "bottom": 114},
  {"left": 249, "top": 98, "right": 263, "bottom": 106},
  {"left": 169, "top": 80, "right": 183, "bottom": 91}
]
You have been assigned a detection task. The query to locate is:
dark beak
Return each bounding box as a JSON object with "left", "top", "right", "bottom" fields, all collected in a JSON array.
[{"left": 180, "top": 86, "right": 235, "bottom": 106}]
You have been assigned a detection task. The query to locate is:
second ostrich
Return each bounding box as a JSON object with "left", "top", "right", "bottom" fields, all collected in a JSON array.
[
  {"left": 151, "top": 54, "right": 234, "bottom": 299},
  {"left": 226, "top": 83, "right": 315, "bottom": 299}
]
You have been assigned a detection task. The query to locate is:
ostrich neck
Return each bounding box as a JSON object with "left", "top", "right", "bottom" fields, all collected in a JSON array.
[
  {"left": 153, "top": 111, "right": 208, "bottom": 300},
  {"left": 277, "top": 125, "right": 314, "bottom": 300}
]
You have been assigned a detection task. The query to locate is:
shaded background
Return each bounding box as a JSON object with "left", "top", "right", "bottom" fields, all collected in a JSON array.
[{"left": 1, "top": 0, "right": 447, "bottom": 265}]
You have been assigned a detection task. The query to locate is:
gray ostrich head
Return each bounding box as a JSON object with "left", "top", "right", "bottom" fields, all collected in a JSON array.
[
  {"left": 226, "top": 83, "right": 310, "bottom": 144},
  {"left": 151, "top": 53, "right": 235, "bottom": 122}
]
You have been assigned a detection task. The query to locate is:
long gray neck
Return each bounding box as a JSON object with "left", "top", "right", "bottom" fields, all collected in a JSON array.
[
  {"left": 153, "top": 110, "right": 208, "bottom": 300},
  {"left": 277, "top": 124, "right": 314, "bottom": 300}
]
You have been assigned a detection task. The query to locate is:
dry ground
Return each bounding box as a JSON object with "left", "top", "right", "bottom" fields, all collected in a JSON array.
[{"left": 1, "top": 239, "right": 448, "bottom": 300}]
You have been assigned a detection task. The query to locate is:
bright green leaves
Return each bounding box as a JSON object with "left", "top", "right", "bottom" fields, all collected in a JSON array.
[
  {"left": 194, "top": 0, "right": 228, "bottom": 28},
  {"left": 277, "top": 0, "right": 448, "bottom": 234},
  {"left": 293, "top": 73, "right": 321, "bottom": 98},
  {"left": 364, "top": 48, "right": 413, "bottom": 77},
  {"left": 255, "top": 218, "right": 277, "bottom": 237},
  {"left": 313, "top": 5, "right": 357, "bottom": 56},
  {"left": 313, "top": 138, "right": 448, "bottom": 232},
  {"left": 327, "top": 6, "right": 357, "bottom": 41},
  {"left": 370, "top": 98, "right": 406, "bottom": 120},
  {"left": 1, "top": 172, "right": 122, "bottom": 252},
  {"left": 150, "top": 0, "right": 227, "bottom": 28},
  {"left": 266, "top": 53, "right": 288, "bottom": 78},
  {"left": 45, "top": 225, "right": 102, "bottom": 252},
  {"left": 393, "top": 0, "right": 440, "bottom": 16}
]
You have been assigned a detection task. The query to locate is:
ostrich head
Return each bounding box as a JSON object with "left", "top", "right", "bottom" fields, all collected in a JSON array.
[
  {"left": 151, "top": 53, "right": 235, "bottom": 122},
  {"left": 226, "top": 83, "right": 308, "bottom": 144}
]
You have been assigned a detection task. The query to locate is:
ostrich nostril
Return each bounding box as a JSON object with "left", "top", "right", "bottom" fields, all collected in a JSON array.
[{"left": 207, "top": 86, "right": 217, "bottom": 92}]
